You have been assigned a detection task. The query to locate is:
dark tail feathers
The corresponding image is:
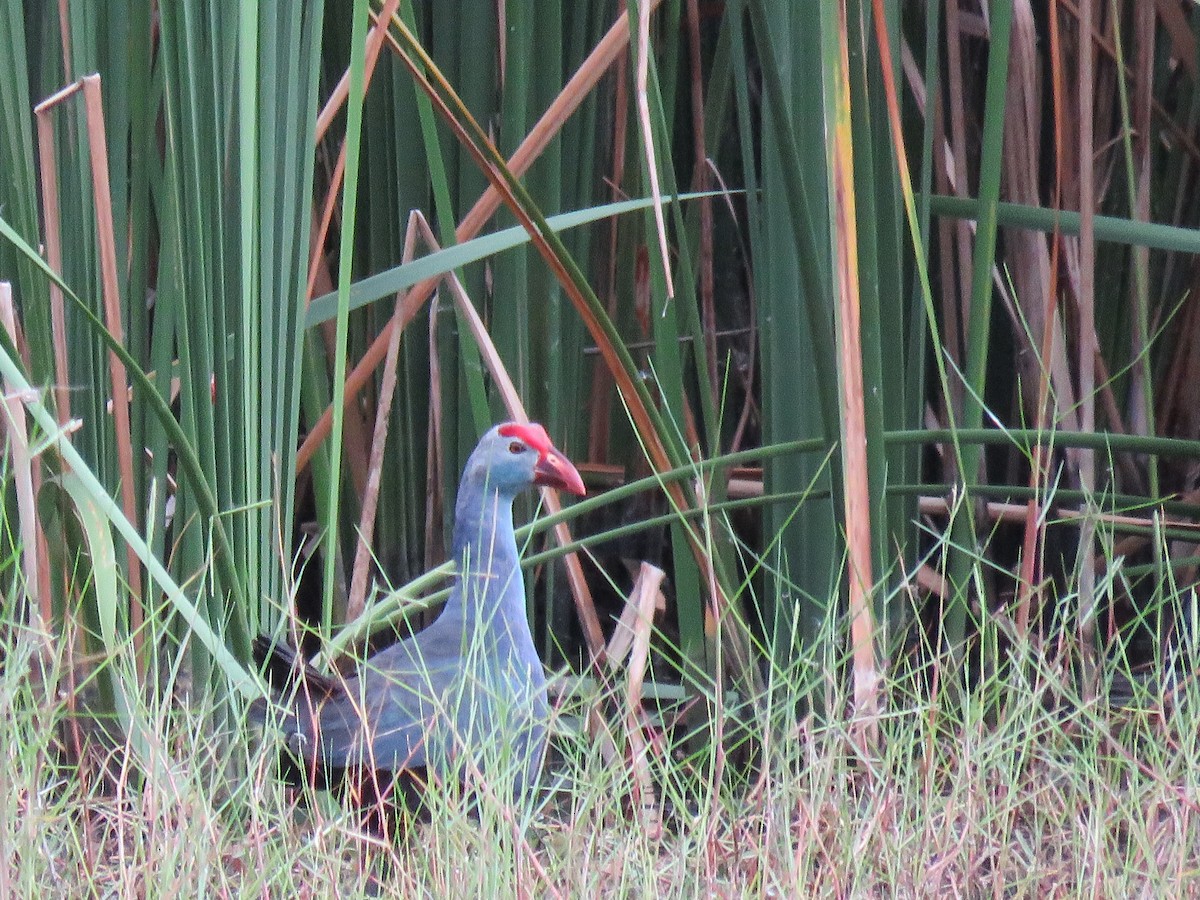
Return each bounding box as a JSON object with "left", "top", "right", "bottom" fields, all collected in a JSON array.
[{"left": 252, "top": 635, "right": 342, "bottom": 700}]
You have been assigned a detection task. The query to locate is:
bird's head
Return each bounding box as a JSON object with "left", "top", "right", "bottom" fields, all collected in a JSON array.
[{"left": 464, "top": 422, "right": 586, "bottom": 498}]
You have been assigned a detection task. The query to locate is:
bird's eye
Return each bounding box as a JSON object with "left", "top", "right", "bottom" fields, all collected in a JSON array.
[{"left": 508, "top": 441, "right": 525, "bottom": 455}]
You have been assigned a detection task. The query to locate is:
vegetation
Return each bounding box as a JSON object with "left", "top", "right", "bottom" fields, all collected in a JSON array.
[
  {"left": 3, "top": 599, "right": 1199, "bottom": 895},
  {"left": 1, "top": 0, "right": 1198, "bottom": 894}
]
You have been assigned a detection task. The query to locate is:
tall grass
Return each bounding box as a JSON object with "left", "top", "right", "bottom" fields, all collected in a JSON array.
[
  {"left": 0, "top": 0, "right": 1199, "bottom": 891},
  {"left": 1, "top": 511, "right": 1198, "bottom": 894}
]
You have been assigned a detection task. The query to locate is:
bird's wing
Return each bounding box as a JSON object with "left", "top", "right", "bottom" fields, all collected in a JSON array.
[
  {"left": 295, "top": 638, "right": 453, "bottom": 773},
  {"left": 252, "top": 635, "right": 341, "bottom": 699},
  {"left": 300, "top": 625, "right": 547, "bottom": 782}
]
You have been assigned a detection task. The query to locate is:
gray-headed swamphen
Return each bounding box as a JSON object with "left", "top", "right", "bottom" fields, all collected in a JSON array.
[{"left": 254, "top": 422, "right": 585, "bottom": 828}]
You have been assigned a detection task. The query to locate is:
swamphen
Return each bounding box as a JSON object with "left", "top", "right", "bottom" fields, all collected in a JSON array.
[{"left": 254, "top": 422, "right": 585, "bottom": 826}]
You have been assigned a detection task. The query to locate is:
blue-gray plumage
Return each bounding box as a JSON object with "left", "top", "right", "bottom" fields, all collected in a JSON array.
[{"left": 255, "top": 422, "right": 585, "bottom": 804}]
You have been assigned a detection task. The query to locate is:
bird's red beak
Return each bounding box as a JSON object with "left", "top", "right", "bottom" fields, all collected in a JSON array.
[{"left": 534, "top": 449, "right": 586, "bottom": 496}]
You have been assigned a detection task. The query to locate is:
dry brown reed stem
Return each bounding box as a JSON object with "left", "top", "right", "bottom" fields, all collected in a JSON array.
[
  {"left": 306, "top": 140, "right": 348, "bottom": 306},
  {"left": 345, "top": 214, "right": 420, "bottom": 623},
  {"left": 592, "top": 562, "right": 666, "bottom": 838},
  {"left": 35, "top": 75, "right": 144, "bottom": 664},
  {"left": 82, "top": 75, "right": 143, "bottom": 647},
  {"left": 618, "top": 562, "right": 666, "bottom": 840},
  {"left": 633, "top": 0, "right": 673, "bottom": 299},
  {"left": 33, "top": 85, "right": 72, "bottom": 427},
  {"left": 0, "top": 283, "right": 50, "bottom": 632},
  {"left": 833, "top": 0, "right": 877, "bottom": 747},
  {"left": 1014, "top": 0, "right": 1064, "bottom": 637},
  {"left": 1002, "top": 1, "right": 1077, "bottom": 436}
]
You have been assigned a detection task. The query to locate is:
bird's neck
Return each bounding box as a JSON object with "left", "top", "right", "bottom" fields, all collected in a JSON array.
[{"left": 440, "top": 482, "right": 527, "bottom": 635}]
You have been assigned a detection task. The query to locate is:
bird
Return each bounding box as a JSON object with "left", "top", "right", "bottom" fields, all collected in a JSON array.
[{"left": 253, "top": 422, "right": 586, "bottom": 828}]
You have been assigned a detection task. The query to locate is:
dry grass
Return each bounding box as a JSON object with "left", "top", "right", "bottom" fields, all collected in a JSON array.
[{"left": 3, "top": 600, "right": 1198, "bottom": 899}]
